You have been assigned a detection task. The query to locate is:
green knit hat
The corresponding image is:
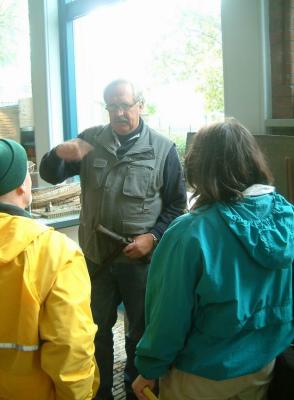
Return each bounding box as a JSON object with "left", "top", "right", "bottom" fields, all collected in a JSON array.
[{"left": 0, "top": 139, "right": 28, "bottom": 196}]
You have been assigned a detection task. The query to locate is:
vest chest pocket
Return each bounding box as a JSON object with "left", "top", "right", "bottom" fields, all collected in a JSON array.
[
  {"left": 123, "top": 165, "right": 153, "bottom": 199},
  {"left": 93, "top": 158, "right": 108, "bottom": 187}
]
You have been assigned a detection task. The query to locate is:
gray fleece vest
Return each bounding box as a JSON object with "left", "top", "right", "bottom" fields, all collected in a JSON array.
[{"left": 78, "top": 123, "right": 173, "bottom": 265}]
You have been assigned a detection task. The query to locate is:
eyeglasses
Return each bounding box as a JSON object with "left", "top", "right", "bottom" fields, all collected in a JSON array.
[
  {"left": 27, "top": 161, "right": 36, "bottom": 174},
  {"left": 105, "top": 101, "right": 138, "bottom": 112}
]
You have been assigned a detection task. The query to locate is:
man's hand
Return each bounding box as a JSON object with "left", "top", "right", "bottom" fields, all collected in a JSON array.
[
  {"left": 55, "top": 138, "right": 94, "bottom": 161},
  {"left": 123, "top": 233, "right": 155, "bottom": 259},
  {"left": 132, "top": 375, "right": 156, "bottom": 400}
]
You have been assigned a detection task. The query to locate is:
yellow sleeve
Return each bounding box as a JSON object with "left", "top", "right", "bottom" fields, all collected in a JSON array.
[{"left": 38, "top": 233, "right": 99, "bottom": 400}]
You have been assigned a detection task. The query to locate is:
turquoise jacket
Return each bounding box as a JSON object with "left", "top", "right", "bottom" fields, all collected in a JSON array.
[{"left": 135, "top": 190, "right": 294, "bottom": 380}]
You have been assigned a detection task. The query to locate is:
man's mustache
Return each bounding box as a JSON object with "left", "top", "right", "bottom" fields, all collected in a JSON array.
[{"left": 113, "top": 118, "right": 129, "bottom": 123}]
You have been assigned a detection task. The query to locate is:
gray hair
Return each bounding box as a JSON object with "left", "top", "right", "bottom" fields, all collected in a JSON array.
[{"left": 103, "top": 79, "right": 145, "bottom": 105}]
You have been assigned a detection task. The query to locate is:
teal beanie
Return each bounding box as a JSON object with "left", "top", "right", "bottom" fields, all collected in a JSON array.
[{"left": 0, "top": 139, "right": 28, "bottom": 196}]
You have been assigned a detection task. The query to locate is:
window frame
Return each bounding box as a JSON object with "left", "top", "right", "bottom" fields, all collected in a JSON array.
[{"left": 58, "top": 0, "right": 121, "bottom": 139}]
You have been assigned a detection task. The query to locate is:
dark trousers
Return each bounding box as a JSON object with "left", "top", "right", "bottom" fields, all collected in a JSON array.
[{"left": 86, "top": 258, "right": 149, "bottom": 399}]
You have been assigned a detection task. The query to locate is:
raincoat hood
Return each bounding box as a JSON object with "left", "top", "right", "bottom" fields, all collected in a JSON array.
[
  {"left": 217, "top": 185, "right": 294, "bottom": 270},
  {"left": 0, "top": 212, "right": 49, "bottom": 263}
]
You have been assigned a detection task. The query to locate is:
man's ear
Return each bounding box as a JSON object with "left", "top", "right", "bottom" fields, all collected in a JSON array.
[
  {"left": 16, "top": 184, "right": 25, "bottom": 195},
  {"left": 138, "top": 101, "right": 144, "bottom": 114}
]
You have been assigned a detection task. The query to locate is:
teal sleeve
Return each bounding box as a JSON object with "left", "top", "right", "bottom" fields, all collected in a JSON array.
[{"left": 135, "top": 216, "right": 202, "bottom": 379}]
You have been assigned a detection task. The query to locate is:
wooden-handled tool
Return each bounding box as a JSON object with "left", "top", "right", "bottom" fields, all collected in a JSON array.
[{"left": 143, "top": 386, "right": 158, "bottom": 400}]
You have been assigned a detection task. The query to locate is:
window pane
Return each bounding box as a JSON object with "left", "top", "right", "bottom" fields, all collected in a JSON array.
[
  {"left": 73, "top": 0, "right": 223, "bottom": 140},
  {"left": 0, "top": 0, "right": 31, "bottom": 104},
  {"left": 0, "top": 0, "right": 32, "bottom": 142}
]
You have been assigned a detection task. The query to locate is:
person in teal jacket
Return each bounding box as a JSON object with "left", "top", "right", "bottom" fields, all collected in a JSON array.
[{"left": 132, "top": 119, "right": 294, "bottom": 400}]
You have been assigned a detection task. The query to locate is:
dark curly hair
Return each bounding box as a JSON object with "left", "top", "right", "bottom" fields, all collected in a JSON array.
[{"left": 185, "top": 118, "right": 273, "bottom": 209}]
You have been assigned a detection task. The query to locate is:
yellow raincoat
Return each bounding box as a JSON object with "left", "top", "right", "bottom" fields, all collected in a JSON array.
[{"left": 0, "top": 211, "right": 99, "bottom": 399}]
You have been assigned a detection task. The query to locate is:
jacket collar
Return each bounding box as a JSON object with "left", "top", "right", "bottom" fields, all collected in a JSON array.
[
  {"left": 242, "top": 184, "right": 275, "bottom": 196},
  {"left": 0, "top": 202, "right": 31, "bottom": 218},
  {"left": 96, "top": 119, "right": 154, "bottom": 158}
]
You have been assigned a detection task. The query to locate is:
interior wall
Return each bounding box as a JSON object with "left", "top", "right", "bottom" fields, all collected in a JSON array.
[
  {"left": 221, "top": 0, "right": 270, "bottom": 134},
  {"left": 28, "top": 0, "right": 63, "bottom": 172}
]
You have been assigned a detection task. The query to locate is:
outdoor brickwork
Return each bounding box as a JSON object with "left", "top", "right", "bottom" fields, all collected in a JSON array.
[{"left": 269, "top": 0, "right": 294, "bottom": 123}]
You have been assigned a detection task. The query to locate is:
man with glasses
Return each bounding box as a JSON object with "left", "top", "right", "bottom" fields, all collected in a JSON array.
[
  {"left": 39, "top": 79, "right": 187, "bottom": 400},
  {"left": 0, "top": 138, "right": 98, "bottom": 399}
]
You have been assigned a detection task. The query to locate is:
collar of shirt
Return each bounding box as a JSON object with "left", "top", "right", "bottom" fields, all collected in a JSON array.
[{"left": 113, "top": 117, "right": 143, "bottom": 145}]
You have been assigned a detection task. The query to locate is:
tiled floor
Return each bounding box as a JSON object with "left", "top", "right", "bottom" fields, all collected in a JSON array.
[{"left": 113, "top": 311, "right": 127, "bottom": 400}]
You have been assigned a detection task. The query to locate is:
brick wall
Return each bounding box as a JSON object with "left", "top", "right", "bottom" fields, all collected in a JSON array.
[{"left": 269, "top": 0, "right": 294, "bottom": 131}]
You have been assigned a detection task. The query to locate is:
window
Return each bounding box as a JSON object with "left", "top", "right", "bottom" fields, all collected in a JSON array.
[
  {"left": 59, "top": 0, "right": 223, "bottom": 156},
  {"left": 0, "top": 0, "right": 32, "bottom": 142}
]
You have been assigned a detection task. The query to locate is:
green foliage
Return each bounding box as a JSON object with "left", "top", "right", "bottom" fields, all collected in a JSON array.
[
  {"left": 145, "top": 102, "right": 157, "bottom": 116},
  {"left": 151, "top": 7, "right": 224, "bottom": 114},
  {"left": 196, "top": 62, "right": 224, "bottom": 113},
  {"left": 169, "top": 133, "right": 187, "bottom": 164},
  {"left": 0, "top": 0, "right": 25, "bottom": 66}
]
